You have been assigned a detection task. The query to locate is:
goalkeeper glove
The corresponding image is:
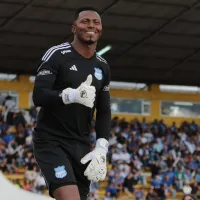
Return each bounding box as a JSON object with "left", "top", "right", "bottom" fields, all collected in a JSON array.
[
  {"left": 81, "top": 138, "right": 109, "bottom": 182},
  {"left": 61, "top": 74, "right": 96, "bottom": 108}
]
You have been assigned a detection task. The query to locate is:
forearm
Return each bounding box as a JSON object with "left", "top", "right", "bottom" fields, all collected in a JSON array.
[
  {"left": 95, "top": 108, "right": 111, "bottom": 140},
  {"left": 33, "top": 69, "right": 64, "bottom": 107},
  {"left": 33, "top": 54, "right": 64, "bottom": 107},
  {"left": 33, "top": 86, "right": 63, "bottom": 107}
]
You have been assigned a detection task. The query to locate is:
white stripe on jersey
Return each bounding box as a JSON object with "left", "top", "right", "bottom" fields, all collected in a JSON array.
[
  {"left": 96, "top": 54, "right": 107, "bottom": 64},
  {"left": 37, "top": 61, "right": 46, "bottom": 72},
  {"left": 42, "top": 42, "right": 70, "bottom": 61},
  {"left": 43, "top": 46, "right": 71, "bottom": 62}
]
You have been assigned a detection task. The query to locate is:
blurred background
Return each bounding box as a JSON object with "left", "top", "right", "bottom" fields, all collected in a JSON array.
[{"left": 1, "top": 0, "right": 200, "bottom": 199}]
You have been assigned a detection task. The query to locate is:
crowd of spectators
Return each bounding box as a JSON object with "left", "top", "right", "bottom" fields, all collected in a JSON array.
[
  {"left": 0, "top": 96, "right": 46, "bottom": 194},
  {"left": 88, "top": 117, "right": 200, "bottom": 200},
  {"left": 1, "top": 95, "right": 200, "bottom": 200}
]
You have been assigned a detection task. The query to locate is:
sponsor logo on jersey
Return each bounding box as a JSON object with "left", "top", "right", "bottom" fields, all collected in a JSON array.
[
  {"left": 103, "top": 85, "right": 109, "bottom": 91},
  {"left": 94, "top": 67, "right": 103, "bottom": 80},
  {"left": 37, "top": 69, "right": 52, "bottom": 76},
  {"left": 96, "top": 54, "right": 107, "bottom": 64},
  {"left": 54, "top": 166, "right": 67, "bottom": 179},
  {"left": 61, "top": 50, "right": 71, "bottom": 55}
]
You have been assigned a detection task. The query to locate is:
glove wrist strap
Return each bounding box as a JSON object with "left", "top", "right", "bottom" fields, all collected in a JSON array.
[
  {"left": 70, "top": 88, "right": 76, "bottom": 102},
  {"left": 62, "top": 88, "right": 77, "bottom": 104},
  {"left": 96, "top": 138, "right": 109, "bottom": 153}
]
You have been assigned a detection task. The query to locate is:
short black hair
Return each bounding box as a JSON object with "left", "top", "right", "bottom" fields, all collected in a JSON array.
[{"left": 74, "top": 7, "right": 100, "bottom": 21}]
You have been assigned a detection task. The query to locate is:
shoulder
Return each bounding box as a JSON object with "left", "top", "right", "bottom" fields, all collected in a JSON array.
[
  {"left": 96, "top": 53, "right": 110, "bottom": 72},
  {"left": 41, "top": 42, "right": 72, "bottom": 62},
  {"left": 96, "top": 53, "right": 108, "bottom": 64}
]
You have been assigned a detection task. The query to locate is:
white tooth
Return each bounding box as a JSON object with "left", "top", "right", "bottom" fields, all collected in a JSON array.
[{"left": 87, "top": 32, "right": 95, "bottom": 34}]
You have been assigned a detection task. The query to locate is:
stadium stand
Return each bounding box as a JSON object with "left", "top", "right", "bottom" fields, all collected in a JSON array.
[{"left": 1, "top": 97, "right": 200, "bottom": 200}]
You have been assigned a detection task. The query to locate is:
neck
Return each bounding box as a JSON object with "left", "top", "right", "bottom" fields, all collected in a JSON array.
[{"left": 71, "top": 38, "right": 97, "bottom": 58}]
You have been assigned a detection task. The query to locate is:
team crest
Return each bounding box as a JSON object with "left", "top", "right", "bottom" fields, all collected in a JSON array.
[
  {"left": 54, "top": 165, "right": 67, "bottom": 179},
  {"left": 94, "top": 67, "right": 103, "bottom": 80}
]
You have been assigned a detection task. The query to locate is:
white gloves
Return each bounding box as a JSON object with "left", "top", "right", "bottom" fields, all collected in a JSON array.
[
  {"left": 81, "top": 138, "right": 109, "bottom": 182},
  {"left": 61, "top": 74, "right": 96, "bottom": 108}
]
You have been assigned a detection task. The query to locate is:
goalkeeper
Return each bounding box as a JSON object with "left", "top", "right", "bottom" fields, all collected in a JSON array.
[{"left": 32, "top": 6, "right": 111, "bottom": 200}]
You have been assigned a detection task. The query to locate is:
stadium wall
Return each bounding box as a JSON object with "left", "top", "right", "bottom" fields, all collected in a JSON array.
[
  {"left": 1, "top": 75, "right": 200, "bottom": 126},
  {"left": 111, "top": 84, "right": 200, "bottom": 126},
  {"left": 0, "top": 75, "right": 33, "bottom": 108}
]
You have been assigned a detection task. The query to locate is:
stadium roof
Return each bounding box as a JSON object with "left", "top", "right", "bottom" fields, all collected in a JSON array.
[{"left": 1, "top": 0, "right": 200, "bottom": 86}]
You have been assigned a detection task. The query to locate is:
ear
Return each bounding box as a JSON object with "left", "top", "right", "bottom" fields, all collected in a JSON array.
[
  {"left": 71, "top": 23, "right": 76, "bottom": 34},
  {"left": 99, "top": 27, "right": 103, "bottom": 37}
]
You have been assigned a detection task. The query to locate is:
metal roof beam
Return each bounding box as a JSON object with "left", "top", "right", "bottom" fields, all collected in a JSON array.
[
  {"left": 100, "top": 0, "right": 121, "bottom": 16},
  {"left": 0, "top": 1, "right": 25, "bottom": 5},
  {"left": 1, "top": 0, "right": 187, "bottom": 10},
  {"left": 178, "top": 19, "right": 200, "bottom": 24},
  {"left": 0, "top": 43, "right": 46, "bottom": 49},
  {"left": 14, "top": 18, "right": 70, "bottom": 25},
  {"left": 125, "top": 0, "right": 190, "bottom": 8},
  {"left": 0, "top": 30, "right": 66, "bottom": 38},
  {"left": 144, "top": 43, "right": 197, "bottom": 50},
  {"left": 0, "top": 0, "right": 35, "bottom": 30},
  {"left": 164, "top": 48, "right": 200, "bottom": 76},
  {"left": 161, "top": 31, "right": 200, "bottom": 38},
  {"left": 102, "top": 13, "right": 171, "bottom": 20},
  {"left": 0, "top": 56, "right": 37, "bottom": 61},
  {"left": 114, "top": 0, "right": 200, "bottom": 61}
]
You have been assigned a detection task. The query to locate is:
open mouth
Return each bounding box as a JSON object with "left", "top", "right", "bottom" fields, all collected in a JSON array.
[{"left": 85, "top": 31, "right": 96, "bottom": 35}]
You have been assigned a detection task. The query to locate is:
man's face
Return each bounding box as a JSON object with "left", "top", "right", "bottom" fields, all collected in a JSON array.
[{"left": 72, "top": 10, "right": 102, "bottom": 45}]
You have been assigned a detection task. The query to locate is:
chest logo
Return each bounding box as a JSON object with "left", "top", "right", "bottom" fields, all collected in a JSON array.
[
  {"left": 70, "top": 65, "right": 78, "bottom": 71},
  {"left": 94, "top": 67, "right": 103, "bottom": 80}
]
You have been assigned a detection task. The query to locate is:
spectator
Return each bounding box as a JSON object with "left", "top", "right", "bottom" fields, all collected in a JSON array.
[
  {"left": 87, "top": 189, "right": 99, "bottom": 200},
  {"left": 23, "top": 179, "right": 32, "bottom": 191},
  {"left": 3, "top": 95, "right": 16, "bottom": 126},
  {"left": 191, "top": 181, "right": 199, "bottom": 195},
  {"left": 15, "top": 123, "right": 26, "bottom": 146},
  {"left": 103, "top": 191, "right": 112, "bottom": 200},
  {"left": 156, "top": 184, "right": 166, "bottom": 200},
  {"left": 34, "top": 172, "right": 47, "bottom": 194},
  {"left": 135, "top": 186, "right": 145, "bottom": 200},
  {"left": 123, "top": 172, "right": 135, "bottom": 197},
  {"left": 105, "top": 182, "right": 117, "bottom": 198},
  {"left": 2, "top": 129, "right": 14, "bottom": 145},
  {"left": 24, "top": 157, "right": 38, "bottom": 182},
  {"left": 146, "top": 187, "right": 158, "bottom": 200},
  {"left": 5, "top": 147, "right": 17, "bottom": 174},
  {"left": 195, "top": 169, "right": 200, "bottom": 184},
  {"left": 183, "top": 194, "right": 197, "bottom": 200}
]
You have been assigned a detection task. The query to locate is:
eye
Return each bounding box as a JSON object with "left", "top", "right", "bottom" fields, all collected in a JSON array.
[
  {"left": 81, "top": 20, "right": 88, "bottom": 24},
  {"left": 94, "top": 21, "right": 100, "bottom": 25}
]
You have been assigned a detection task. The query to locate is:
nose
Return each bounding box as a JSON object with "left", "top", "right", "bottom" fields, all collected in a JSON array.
[{"left": 88, "top": 21, "right": 95, "bottom": 28}]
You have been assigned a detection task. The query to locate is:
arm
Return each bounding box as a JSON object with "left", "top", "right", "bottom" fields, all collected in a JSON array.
[
  {"left": 32, "top": 55, "right": 63, "bottom": 107},
  {"left": 81, "top": 65, "right": 111, "bottom": 182},
  {"left": 95, "top": 66, "right": 111, "bottom": 140},
  {"left": 33, "top": 54, "right": 95, "bottom": 108}
]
